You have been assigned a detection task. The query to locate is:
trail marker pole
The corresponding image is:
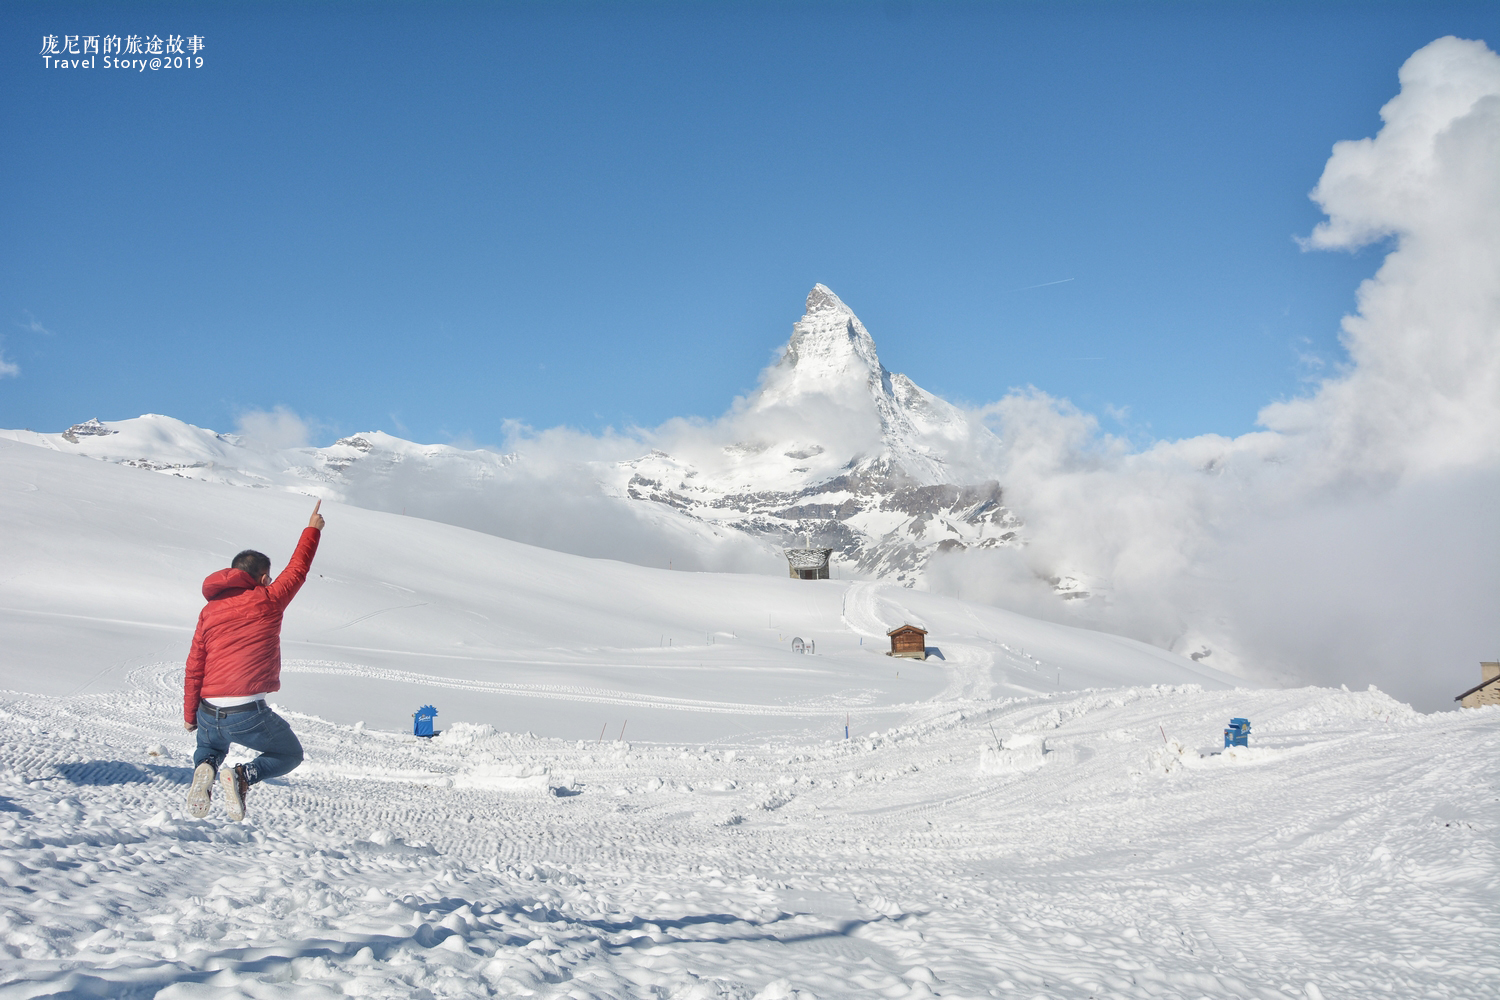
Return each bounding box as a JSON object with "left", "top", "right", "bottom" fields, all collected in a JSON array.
[
  {"left": 1160, "top": 725, "right": 1168, "bottom": 745},
  {"left": 845, "top": 714, "right": 849, "bottom": 740},
  {"left": 619, "top": 720, "right": 628, "bottom": 742},
  {"left": 989, "top": 723, "right": 1003, "bottom": 753},
  {"left": 598, "top": 723, "right": 607, "bottom": 744}
]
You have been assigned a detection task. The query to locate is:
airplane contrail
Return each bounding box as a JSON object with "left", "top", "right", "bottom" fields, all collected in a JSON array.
[{"left": 1000, "top": 277, "right": 1075, "bottom": 294}]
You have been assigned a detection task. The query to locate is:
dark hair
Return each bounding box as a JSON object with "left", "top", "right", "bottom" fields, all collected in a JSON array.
[{"left": 231, "top": 550, "right": 271, "bottom": 580}]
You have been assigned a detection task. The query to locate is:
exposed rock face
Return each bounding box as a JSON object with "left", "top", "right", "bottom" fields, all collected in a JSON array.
[{"left": 61, "top": 419, "right": 116, "bottom": 444}]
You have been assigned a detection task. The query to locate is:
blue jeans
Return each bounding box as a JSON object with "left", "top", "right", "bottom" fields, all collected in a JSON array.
[{"left": 193, "top": 701, "right": 304, "bottom": 785}]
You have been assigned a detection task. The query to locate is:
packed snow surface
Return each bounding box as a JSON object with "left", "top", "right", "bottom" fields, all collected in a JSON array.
[{"left": 2, "top": 440, "right": 1497, "bottom": 998}]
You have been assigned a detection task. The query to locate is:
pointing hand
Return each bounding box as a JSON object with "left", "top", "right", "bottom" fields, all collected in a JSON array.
[{"left": 308, "top": 499, "right": 326, "bottom": 531}]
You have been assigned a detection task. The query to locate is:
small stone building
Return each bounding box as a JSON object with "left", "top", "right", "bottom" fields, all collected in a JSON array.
[
  {"left": 785, "top": 547, "right": 833, "bottom": 580},
  {"left": 886, "top": 624, "right": 928, "bottom": 660},
  {"left": 1456, "top": 662, "right": 1500, "bottom": 708}
]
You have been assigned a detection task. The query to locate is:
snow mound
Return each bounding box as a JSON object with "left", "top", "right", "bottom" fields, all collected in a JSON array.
[
  {"left": 434, "top": 722, "right": 498, "bottom": 747},
  {"left": 977, "top": 733, "right": 1049, "bottom": 773},
  {"left": 1264, "top": 685, "right": 1418, "bottom": 729},
  {"left": 452, "top": 762, "right": 553, "bottom": 794}
]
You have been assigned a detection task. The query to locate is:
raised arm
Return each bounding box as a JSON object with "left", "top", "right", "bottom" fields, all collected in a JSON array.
[{"left": 267, "top": 500, "right": 324, "bottom": 609}]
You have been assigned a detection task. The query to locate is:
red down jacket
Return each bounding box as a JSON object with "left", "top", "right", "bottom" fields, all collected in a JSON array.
[{"left": 183, "top": 527, "right": 320, "bottom": 724}]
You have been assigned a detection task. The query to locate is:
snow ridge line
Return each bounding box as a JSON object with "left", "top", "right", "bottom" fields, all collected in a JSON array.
[
  {"left": 277, "top": 659, "right": 933, "bottom": 718},
  {"left": 0, "top": 605, "right": 191, "bottom": 632}
]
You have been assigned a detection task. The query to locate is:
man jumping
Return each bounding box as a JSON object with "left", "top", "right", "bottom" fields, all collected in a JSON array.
[{"left": 183, "top": 500, "right": 326, "bottom": 821}]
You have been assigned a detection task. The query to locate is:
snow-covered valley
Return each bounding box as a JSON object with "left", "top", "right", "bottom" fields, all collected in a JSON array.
[{"left": 1, "top": 432, "right": 1497, "bottom": 999}]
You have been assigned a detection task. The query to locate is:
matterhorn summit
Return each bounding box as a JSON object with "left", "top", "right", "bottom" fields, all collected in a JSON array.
[
  {"left": 761, "top": 284, "right": 885, "bottom": 398},
  {"left": 740, "top": 284, "right": 973, "bottom": 488},
  {"left": 611, "top": 284, "right": 1020, "bottom": 581}
]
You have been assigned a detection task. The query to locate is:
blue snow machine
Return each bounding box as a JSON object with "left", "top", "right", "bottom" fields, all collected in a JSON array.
[
  {"left": 413, "top": 705, "right": 438, "bottom": 738},
  {"left": 1224, "top": 717, "right": 1250, "bottom": 748}
]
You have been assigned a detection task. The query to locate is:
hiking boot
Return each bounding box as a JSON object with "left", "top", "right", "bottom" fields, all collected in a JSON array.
[
  {"left": 221, "top": 764, "right": 250, "bottom": 822},
  {"left": 186, "top": 762, "right": 215, "bottom": 818}
]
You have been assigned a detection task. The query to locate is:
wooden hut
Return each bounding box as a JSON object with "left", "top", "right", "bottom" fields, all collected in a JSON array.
[
  {"left": 886, "top": 624, "right": 928, "bottom": 660},
  {"left": 1456, "top": 661, "right": 1500, "bottom": 708}
]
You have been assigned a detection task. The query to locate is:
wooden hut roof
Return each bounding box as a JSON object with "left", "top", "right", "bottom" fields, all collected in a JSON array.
[
  {"left": 886, "top": 624, "right": 927, "bottom": 636},
  {"left": 1455, "top": 672, "right": 1500, "bottom": 702},
  {"left": 785, "top": 547, "right": 833, "bottom": 570}
]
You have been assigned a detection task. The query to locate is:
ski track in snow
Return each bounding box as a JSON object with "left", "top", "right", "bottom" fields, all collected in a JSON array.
[
  {"left": 841, "top": 582, "right": 993, "bottom": 708},
  {"left": 274, "top": 661, "right": 916, "bottom": 719},
  {"left": 838, "top": 582, "right": 891, "bottom": 641},
  {"left": 2, "top": 663, "right": 1497, "bottom": 1000}
]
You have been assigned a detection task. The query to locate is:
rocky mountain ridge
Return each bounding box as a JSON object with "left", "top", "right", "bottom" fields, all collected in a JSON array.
[{"left": 3, "top": 285, "right": 1041, "bottom": 588}]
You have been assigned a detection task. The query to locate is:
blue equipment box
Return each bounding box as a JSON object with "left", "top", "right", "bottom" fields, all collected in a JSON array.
[{"left": 413, "top": 704, "right": 438, "bottom": 738}]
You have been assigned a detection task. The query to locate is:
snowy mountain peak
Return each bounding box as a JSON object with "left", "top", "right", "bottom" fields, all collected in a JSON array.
[
  {"left": 607, "top": 285, "right": 1019, "bottom": 582},
  {"left": 765, "top": 285, "right": 885, "bottom": 405},
  {"left": 744, "top": 286, "right": 983, "bottom": 487},
  {"left": 804, "top": 282, "right": 851, "bottom": 315}
]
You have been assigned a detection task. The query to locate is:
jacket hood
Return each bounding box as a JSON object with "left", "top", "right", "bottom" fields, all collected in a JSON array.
[{"left": 202, "top": 567, "right": 260, "bottom": 600}]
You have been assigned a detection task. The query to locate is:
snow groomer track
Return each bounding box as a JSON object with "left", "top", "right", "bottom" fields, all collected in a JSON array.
[{"left": 2, "top": 663, "right": 1496, "bottom": 1000}]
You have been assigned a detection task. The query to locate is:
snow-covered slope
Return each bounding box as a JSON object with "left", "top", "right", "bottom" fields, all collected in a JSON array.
[
  {"left": 0, "top": 437, "right": 1226, "bottom": 740},
  {"left": 3, "top": 434, "right": 1496, "bottom": 999},
  {"left": 1, "top": 286, "right": 1023, "bottom": 586}
]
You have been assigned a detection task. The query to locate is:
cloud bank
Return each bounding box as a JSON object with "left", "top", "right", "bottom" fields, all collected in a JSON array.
[
  {"left": 924, "top": 36, "right": 1500, "bottom": 710},
  {"left": 235, "top": 407, "right": 313, "bottom": 451}
]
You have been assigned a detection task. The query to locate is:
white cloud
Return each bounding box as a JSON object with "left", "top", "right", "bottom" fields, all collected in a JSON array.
[
  {"left": 927, "top": 37, "right": 1500, "bottom": 710},
  {"left": 0, "top": 310, "right": 54, "bottom": 377},
  {"left": 234, "top": 406, "right": 312, "bottom": 451},
  {"left": 1273, "top": 36, "right": 1500, "bottom": 482},
  {"left": 16, "top": 312, "right": 52, "bottom": 337}
]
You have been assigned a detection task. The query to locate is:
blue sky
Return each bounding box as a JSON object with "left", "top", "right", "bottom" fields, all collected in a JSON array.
[{"left": 2, "top": 1, "right": 1493, "bottom": 446}]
